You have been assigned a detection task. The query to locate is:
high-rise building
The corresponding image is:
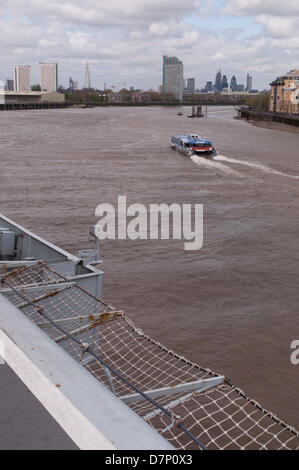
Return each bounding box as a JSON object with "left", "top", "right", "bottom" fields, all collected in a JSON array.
[
  {"left": 230, "top": 75, "right": 237, "bottom": 92},
  {"left": 84, "top": 61, "right": 91, "bottom": 89},
  {"left": 13, "top": 65, "right": 31, "bottom": 92},
  {"left": 246, "top": 73, "right": 253, "bottom": 92},
  {"left": 205, "top": 81, "right": 213, "bottom": 92},
  {"left": 214, "top": 70, "right": 222, "bottom": 91},
  {"left": 162, "top": 56, "right": 184, "bottom": 101},
  {"left": 221, "top": 75, "right": 228, "bottom": 90},
  {"left": 39, "top": 63, "right": 58, "bottom": 92},
  {"left": 186, "top": 78, "right": 195, "bottom": 94}
]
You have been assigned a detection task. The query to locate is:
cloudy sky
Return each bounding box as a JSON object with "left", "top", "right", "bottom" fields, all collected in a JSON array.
[{"left": 0, "top": 0, "right": 298, "bottom": 91}]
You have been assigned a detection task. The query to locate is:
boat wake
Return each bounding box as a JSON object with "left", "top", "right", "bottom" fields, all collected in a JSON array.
[
  {"left": 191, "top": 155, "right": 243, "bottom": 177},
  {"left": 214, "top": 155, "right": 299, "bottom": 180}
]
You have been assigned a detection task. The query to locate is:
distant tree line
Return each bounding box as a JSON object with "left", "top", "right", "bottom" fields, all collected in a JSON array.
[
  {"left": 64, "top": 90, "right": 260, "bottom": 107},
  {"left": 184, "top": 93, "right": 247, "bottom": 106}
]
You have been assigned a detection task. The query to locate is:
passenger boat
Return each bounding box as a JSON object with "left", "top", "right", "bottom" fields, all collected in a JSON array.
[{"left": 170, "top": 134, "right": 217, "bottom": 158}]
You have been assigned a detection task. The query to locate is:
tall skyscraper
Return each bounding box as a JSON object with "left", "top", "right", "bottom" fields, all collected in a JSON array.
[
  {"left": 246, "top": 73, "right": 253, "bottom": 92},
  {"left": 187, "top": 78, "right": 195, "bottom": 94},
  {"left": 205, "top": 81, "right": 213, "bottom": 92},
  {"left": 214, "top": 70, "right": 222, "bottom": 91},
  {"left": 162, "top": 56, "right": 184, "bottom": 101},
  {"left": 13, "top": 65, "right": 31, "bottom": 92},
  {"left": 84, "top": 61, "right": 91, "bottom": 89},
  {"left": 230, "top": 75, "right": 237, "bottom": 92},
  {"left": 39, "top": 63, "right": 58, "bottom": 92},
  {"left": 221, "top": 75, "right": 228, "bottom": 90}
]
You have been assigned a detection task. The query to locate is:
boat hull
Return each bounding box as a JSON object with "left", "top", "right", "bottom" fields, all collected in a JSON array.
[{"left": 170, "top": 141, "right": 217, "bottom": 159}]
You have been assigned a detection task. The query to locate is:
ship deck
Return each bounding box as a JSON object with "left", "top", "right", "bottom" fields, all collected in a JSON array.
[
  {"left": 0, "top": 363, "right": 78, "bottom": 450},
  {"left": 1, "top": 214, "right": 299, "bottom": 450}
]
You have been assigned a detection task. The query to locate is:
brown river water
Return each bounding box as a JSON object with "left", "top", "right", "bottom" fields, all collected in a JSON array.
[{"left": 0, "top": 105, "right": 298, "bottom": 429}]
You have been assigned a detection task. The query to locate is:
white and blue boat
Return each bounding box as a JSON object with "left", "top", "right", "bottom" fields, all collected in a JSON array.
[{"left": 170, "top": 133, "right": 217, "bottom": 158}]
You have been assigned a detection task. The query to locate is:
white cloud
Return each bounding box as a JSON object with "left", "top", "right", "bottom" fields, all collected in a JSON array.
[
  {"left": 224, "top": 0, "right": 299, "bottom": 17},
  {"left": 256, "top": 15, "right": 298, "bottom": 38},
  {"left": 0, "top": 0, "right": 298, "bottom": 91},
  {"left": 4, "top": 0, "right": 197, "bottom": 28}
]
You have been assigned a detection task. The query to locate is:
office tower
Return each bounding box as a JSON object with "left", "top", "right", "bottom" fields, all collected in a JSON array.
[
  {"left": 205, "top": 81, "right": 213, "bottom": 92},
  {"left": 39, "top": 63, "right": 58, "bottom": 92},
  {"left": 13, "top": 65, "right": 31, "bottom": 92},
  {"left": 221, "top": 75, "right": 228, "bottom": 90},
  {"left": 187, "top": 78, "right": 195, "bottom": 94},
  {"left": 246, "top": 73, "right": 253, "bottom": 92},
  {"left": 214, "top": 70, "right": 222, "bottom": 91},
  {"left": 162, "top": 56, "right": 184, "bottom": 101},
  {"left": 230, "top": 75, "right": 237, "bottom": 92}
]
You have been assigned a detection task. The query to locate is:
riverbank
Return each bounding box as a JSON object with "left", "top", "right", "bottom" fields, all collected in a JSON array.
[
  {"left": 239, "top": 107, "right": 299, "bottom": 129},
  {"left": 252, "top": 120, "right": 299, "bottom": 134},
  {"left": 237, "top": 114, "right": 299, "bottom": 134}
]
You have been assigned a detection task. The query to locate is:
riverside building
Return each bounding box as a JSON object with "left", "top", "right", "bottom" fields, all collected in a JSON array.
[
  {"left": 270, "top": 69, "right": 299, "bottom": 114},
  {"left": 162, "top": 56, "right": 184, "bottom": 101}
]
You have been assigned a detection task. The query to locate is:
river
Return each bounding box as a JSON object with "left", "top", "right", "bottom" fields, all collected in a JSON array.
[{"left": 1, "top": 105, "right": 298, "bottom": 429}]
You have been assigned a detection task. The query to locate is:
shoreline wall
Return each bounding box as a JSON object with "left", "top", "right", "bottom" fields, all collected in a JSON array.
[{"left": 239, "top": 108, "right": 299, "bottom": 128}]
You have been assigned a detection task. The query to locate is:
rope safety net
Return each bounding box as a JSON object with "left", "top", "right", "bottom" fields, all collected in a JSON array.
[{"left": 1, "top": 261, "right": 298, "bottom": 450}]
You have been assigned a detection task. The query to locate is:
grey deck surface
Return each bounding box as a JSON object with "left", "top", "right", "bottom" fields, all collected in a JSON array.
[{"left": 0, "top": 363, "right": 78, "bottom": 450}]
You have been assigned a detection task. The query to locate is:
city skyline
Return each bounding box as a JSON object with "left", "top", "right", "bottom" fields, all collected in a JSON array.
[
  {"left": 2, "top": 60, "right": 260, "bottom": 93},
  {"left": 0, "top": 1, "right": 298, "bottom": 90}
]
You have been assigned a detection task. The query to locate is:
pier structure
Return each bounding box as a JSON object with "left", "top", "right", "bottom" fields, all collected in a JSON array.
[{"left": 0, "top": 90, "right": 67, "bottom": 111}]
